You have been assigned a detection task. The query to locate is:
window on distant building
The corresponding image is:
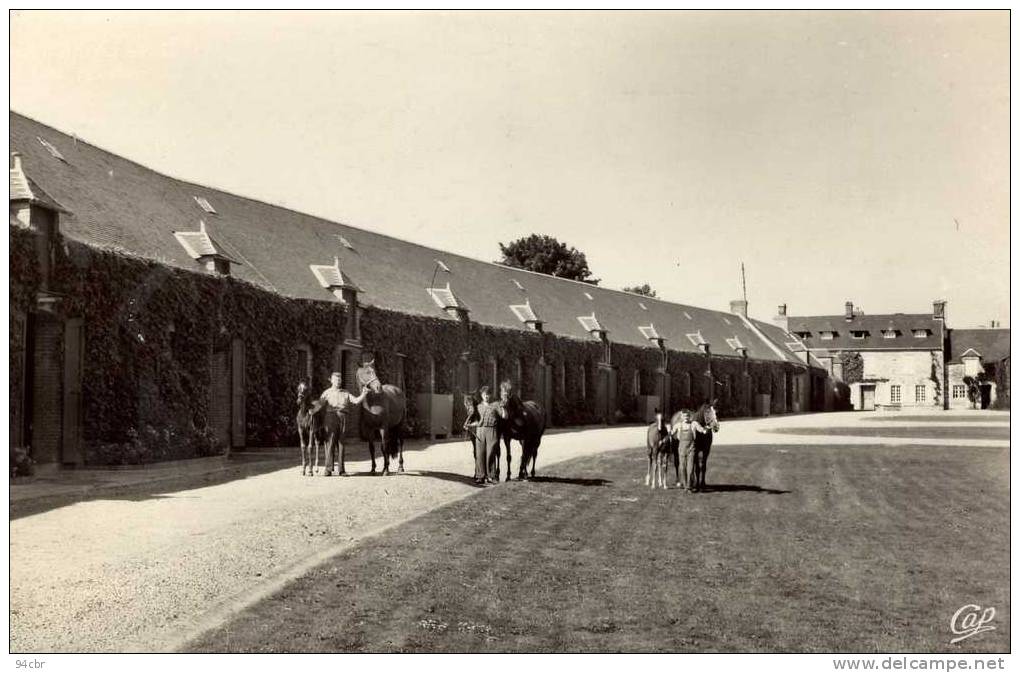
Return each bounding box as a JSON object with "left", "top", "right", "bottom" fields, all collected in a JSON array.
[
  {"left": 913, "top": 329, "right": 931, "bottom": 338},
  {"left": 890, "top": 385, "right": 901, "bottom": 404},
  {"left": 850, "top": 330, "right": 869, "bottom": 339},
  {"left": 915, "top": 385, "right": 926, "bottom": 403},
  {"left": 794, "top": 331, "right": 811, "bottom": 339},
  {"left": 882, "top": 330, "right": 899, "bottom": 339},
  {"left": 953, "top": 384, "right": 966, "bottom": 399},
  {"left": 820, "top": 331, "right": 835, "bottom": 341}
]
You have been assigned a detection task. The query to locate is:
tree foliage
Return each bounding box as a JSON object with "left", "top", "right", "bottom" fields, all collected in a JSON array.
[
  {"left": 497, "top": 234, "right": 599, "bottom": 285},
  {"left": 838, "top": 351, "right": 864, "bottom": 384},
  {"left": 622, "top": 283, "right": 657, "bottom": 298}
]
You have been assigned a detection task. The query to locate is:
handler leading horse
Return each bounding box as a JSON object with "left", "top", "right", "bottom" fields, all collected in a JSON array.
[{"left": 356, "top": 357, "right": 407, "bottom": 475}]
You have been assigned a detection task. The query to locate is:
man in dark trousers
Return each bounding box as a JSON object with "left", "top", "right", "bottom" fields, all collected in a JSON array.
[
  {"left": 319, "top": 371, "right": 369, "bottom": 476},
  {"left": 465, "top": 385, "right": 507, "bottom": 484}
]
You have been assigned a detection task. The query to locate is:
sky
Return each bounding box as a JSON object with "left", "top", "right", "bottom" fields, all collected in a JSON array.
[{"left": 9, "top": 10, "right": 1010, "bottom": 328}]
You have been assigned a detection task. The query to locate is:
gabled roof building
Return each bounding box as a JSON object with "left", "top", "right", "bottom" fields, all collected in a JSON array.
[{"left": 9, "top": 111, "right": 830, "bottom": 468}]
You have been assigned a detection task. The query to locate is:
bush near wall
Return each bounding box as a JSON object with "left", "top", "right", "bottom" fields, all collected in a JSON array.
[{"left": 27, "top": 235, "right": 824, "bottom": 464}]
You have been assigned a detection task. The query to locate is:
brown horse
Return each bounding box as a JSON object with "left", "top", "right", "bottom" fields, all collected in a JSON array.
[
  {"left": 356, "top": 362, "right": 407, "bottom": 475},
  {"left": 296, "top": 382, "right": 327, "bottom": 476},
  {"left": 498, "top": 380, "right": 546, "bottom": 480}
]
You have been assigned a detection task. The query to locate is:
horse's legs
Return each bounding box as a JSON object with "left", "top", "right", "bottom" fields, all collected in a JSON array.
[
  {"left": 529, "top": 442, "right": 537, "bottom": 478},
  {"left": 298, "top": 425, "right": 308, "bottom": 476},
  {"left": 397, "top": 428, "right": 405, "bottom": 473},
  {"left": 646, "top": 447, "right": 653, "bottom": 487},
  {"left": 380, "top": 427, "right": 390, "bottom": 476},
  {"left": 701, "top": 442, "right": 712, "bottom": 489}
]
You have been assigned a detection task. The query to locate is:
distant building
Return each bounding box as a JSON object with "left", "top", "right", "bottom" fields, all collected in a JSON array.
[
  {"left": 946, "top": 327, "right": 1010, "bottom": 409},
  {"left": 776, "top": 301, "right": 1009, "bottom": 411}
]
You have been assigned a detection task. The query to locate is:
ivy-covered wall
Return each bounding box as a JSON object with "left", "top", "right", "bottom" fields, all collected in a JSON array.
[{"left": 13, "top": 230, "right": 827, "bottom": 465}]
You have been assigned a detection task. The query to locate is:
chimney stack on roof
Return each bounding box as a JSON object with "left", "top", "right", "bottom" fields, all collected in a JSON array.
[
  {"left": 11, "top": 151, "right": 22, "bottom": 172},
  {"left": 773, "top": 303, "right": 788, "bottom": 332},
  {"left": 844, "top": 302, "right": 854, "bottom": 321},
  {"left": 933, "top": 300, "right": 946, "bottom": 321},
  {"left": 729, "top": 299, "right": 748, "bottom": 318}
]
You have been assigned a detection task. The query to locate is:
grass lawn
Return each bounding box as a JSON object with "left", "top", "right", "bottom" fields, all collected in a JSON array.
[{"left": 186, "top": 438, "right": 1009, "bottom": 653}]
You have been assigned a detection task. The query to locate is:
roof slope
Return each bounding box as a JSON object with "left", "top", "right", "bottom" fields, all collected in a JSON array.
[
  {"left": 949, "top": 328, "right": 1011, "bottom": 363},
  {"left": 787, "top": 313, "right": 943, "bottom": 351},
  {"left": 10, "top": 111, "right": 807, "bottom": 363}
]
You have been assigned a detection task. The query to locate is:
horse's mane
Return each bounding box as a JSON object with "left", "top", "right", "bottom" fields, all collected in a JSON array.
[{"left": 693, "top": 403, "right": 715, "bottom": 425}]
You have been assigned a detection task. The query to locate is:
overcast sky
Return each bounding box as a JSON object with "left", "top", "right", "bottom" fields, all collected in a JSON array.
[{"left": 10, "top": 10, "right": 1010, "bottom": 327}]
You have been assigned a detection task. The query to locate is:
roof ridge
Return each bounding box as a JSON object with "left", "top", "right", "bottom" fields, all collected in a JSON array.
[{"left": 10, "top": 109, "right": 729, "bottom": 318}]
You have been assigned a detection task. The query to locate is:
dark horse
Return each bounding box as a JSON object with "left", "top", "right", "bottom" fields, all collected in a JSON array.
[
  {"left": 688, "top": 401, "right": 719, "bottom": 491},
  {"left": 296, "top": 382, "right": 328, "bottom": 476},
  {"left": 646, "top": 408, "right": 673, "bottom": 489},
  {"left": 498, "top": 380, "right": 546, "bottom": 480},
  {"left": 356, "top": 362, "right": 407, "bottom": 475}
]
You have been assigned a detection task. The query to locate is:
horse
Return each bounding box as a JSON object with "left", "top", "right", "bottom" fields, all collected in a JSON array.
[
  {"left": 498, "top": 380, "right": 546, "bottom": 481},
  {"left": 296, "top": 382, "right": 327, "bottom": 476},
  {"left": 689, "top": 401, "right": 719, "bottom": 491},
  {"left": 356, "top": 361, "right": 407, "bottom": 475},
  {"left": 645, "top": 408, "right": 673, "bottom": 489}
]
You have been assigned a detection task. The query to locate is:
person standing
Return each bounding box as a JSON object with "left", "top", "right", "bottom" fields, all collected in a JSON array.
[
  {"left": 319, "top": 371, "right": 369, "bottom": 476},
  {"left": 671, "top": 409, "right": 697, "bottom": 491},
  {"left": 466, "top": 386, "right": 507, "bottom": 484}
]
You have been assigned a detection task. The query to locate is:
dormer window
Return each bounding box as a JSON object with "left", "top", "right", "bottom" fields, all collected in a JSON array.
[
  {"left": 793, "top": 331, "right": 811, "bottom": 339},
  {"left": 882, "top": 330, "right": 900, "bottom": 339},
  {"left": 193, "top": 196, "right": 217, "bottom": 214},
  {"left": 785, "top": 341, "right": 806, "bottom": 353},
  {"left": 37, "top": 136, "right": 66, "bottom": 162},
  {"left": 686, "top": 332, "right": 706, "bottom": 347},
  {"left": 913, "top": 329, "right": 931, "bottom": 338},
  {"left": 578, "top": 314, "right": 604, "bottom": 334},
  {"left": 638, "top": 325, "right": 661, "bottom": 341},
  {"left": 726, "top": 336, "right": 744, "bottom": 351},
  {"left": 820, "top": 331, "right": 836, "bottom": 340},
  {"left": 173, "top": 220, "right": 239, "bottom": 275},
  {"left": 850, "top": 330, "right": 869, "bottom": 339},
  {"left": 509, "top": 301, "right": 542, "bottom": 331},
  {"left": 427, "top": 283, "right": 469, "bottom": 322},
  {"left": 310, "top": 256, "right": 361, "bottom": 302}
]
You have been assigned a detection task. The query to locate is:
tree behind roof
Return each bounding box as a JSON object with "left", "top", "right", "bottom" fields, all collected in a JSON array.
[{"left": 497, "top": 234, "right": 599, "bottom": 285}]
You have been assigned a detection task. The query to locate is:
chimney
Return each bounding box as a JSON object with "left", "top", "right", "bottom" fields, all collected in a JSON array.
[
  {"left": 773, "top": 303, "right": 789, "bottom": 332},
  {"left": 729, "top": 299, "right": 748, "bottom": 317},
  {"left": 933, "top": 300, "right": 946, "bottom": 322},
  {"left": 844, "top": 302, "right": 854, "bottom": 321}
]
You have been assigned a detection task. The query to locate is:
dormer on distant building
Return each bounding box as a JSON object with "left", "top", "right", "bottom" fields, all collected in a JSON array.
[{"left": 174, "top": 220, "right": 241, "bottom": 275}]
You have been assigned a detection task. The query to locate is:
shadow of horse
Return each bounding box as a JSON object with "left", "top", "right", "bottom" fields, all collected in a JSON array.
[
  {"left": 695, "top": 483, "right": 790, "bottom": 495},
  {"left": 527, "top": 476, "right": 612, "bottom": 487},
  {"left": 408, "top": 470, "right": 488, "bottom": 487}
]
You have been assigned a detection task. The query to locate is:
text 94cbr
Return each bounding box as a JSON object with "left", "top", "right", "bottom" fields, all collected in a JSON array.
[{"left": 15, "top": 660, "right": 45, "bottom": 669}]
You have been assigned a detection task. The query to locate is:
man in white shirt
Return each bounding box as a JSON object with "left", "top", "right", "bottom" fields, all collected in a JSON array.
[{"left": 320, "top": 372, "right": 369, "bottom": 476}]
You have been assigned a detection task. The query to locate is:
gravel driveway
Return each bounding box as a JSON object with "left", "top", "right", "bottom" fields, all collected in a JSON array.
[{"left": 10, "top": 411, "right": 1006, "bottom": 653}]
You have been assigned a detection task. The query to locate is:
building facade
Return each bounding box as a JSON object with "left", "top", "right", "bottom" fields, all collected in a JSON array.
[
  {"left": 777, "top": 301, "right": 1009, "bottom": 411},
  {"left": 9, "top": 111, "right": 830, "bottom": 470}
]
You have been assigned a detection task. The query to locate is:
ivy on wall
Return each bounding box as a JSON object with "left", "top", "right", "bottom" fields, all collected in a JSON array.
[{"left": 15, "top": 229, "right": 827, "bottom": 464}]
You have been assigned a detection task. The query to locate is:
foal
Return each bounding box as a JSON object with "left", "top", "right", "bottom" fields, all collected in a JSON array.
[
  {"left": 645, "top": 409, "right": 673, "bottom": 489},
  {"left": 296, "top": 382, "right": 326, "bottom": 476}
]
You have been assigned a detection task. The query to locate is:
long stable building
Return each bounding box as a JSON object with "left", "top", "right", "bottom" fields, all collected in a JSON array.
[{"left": 10, "top": 111, "right": 830, "bottom": 469}]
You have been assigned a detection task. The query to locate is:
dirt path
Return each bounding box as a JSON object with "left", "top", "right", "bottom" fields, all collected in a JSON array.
[{"left": 10, "top": 410, "right": 1007, "bottom": 652}]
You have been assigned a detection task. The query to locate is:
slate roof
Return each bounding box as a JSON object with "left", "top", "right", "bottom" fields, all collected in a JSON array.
[
  {"left": 948, "top": 329, "right": 1011, "bottom": 364},
  {"left": 787, "top": 313, "right": 944, "bottom": 351},
  {"left": 10, "top": 111, "right": 816, "bottom": 366},
  {"left": 10, "top": 153, "right": 67, "bottom": 212}
]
